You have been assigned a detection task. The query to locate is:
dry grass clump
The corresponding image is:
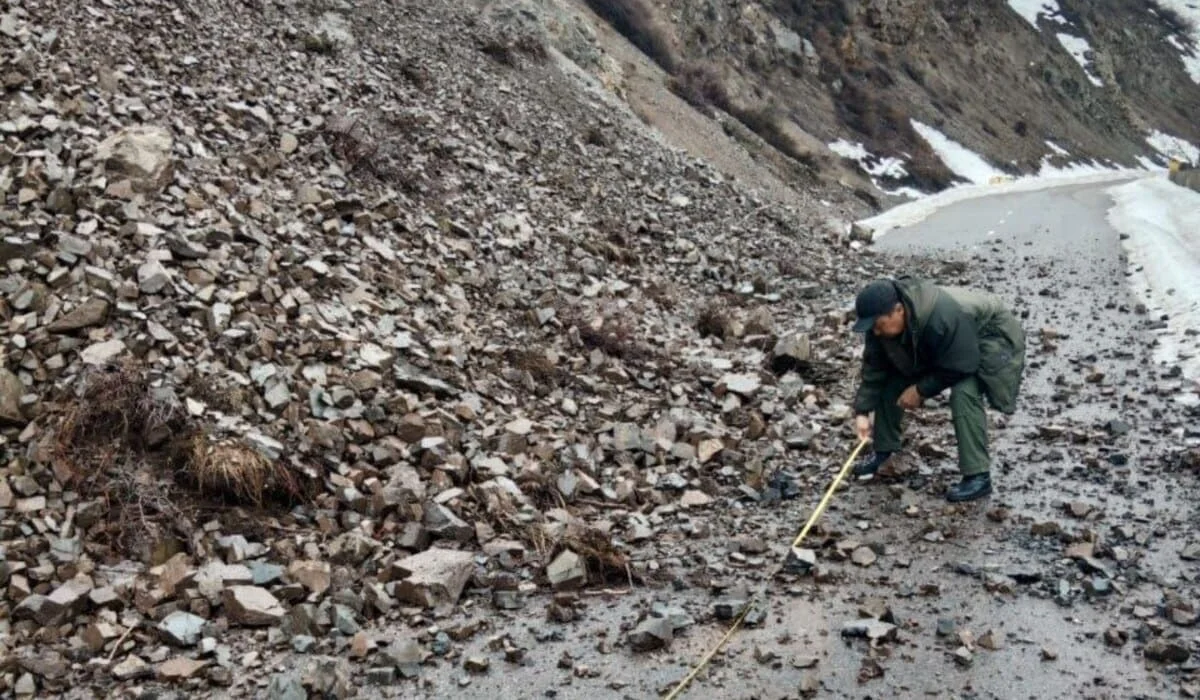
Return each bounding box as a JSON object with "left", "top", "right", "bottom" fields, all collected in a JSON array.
[
  {"left": 696, "top": 301, "right": 735, "bottom": 340},
  {"left": 583, "top": 0, "right": 680, "bottom": 72},
  {"left": 479, "top": 30, "right": 549, "bottom": 67},
  {"left": 834, "top": 78, "right": 956, "bottom": 191},
  {"left": 528, "top": 522, "right": 637, "bottom": 587},
  {"left": 1150, "top": 0, "right": 1197, "bottom": 35},
  {"left": 507, "top": 348, "right": 565, "bottom": 388},
  {"left": 669, "top": 62, "right": 731, "bottom": 112},
  {"left": 53, "top": 364, "right": 183, "bottom": 477},
  {"left": 669, "top": 62, "right": 821, "bottom": 171},
  {"left": 180, "top": 433, "right": 307, "bottom": 506},
  {"left": 560, "top": 306, "right": 655, "bottom": 362},
  {"left": 51, "top": 363, "right": 311, "bottom": 559}
]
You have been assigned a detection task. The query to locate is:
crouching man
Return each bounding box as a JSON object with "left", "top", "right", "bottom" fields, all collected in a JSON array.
[{"left": 849, "top": 277, "right": 1026, "bottom": 502}]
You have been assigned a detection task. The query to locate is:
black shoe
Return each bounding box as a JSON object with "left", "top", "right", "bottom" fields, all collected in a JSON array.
[
  {"left": 946, "top": 473, "right": 992, "bottom": 502},
  {"left": 853, "top": 451, "right": 893, "bottom": 478}
]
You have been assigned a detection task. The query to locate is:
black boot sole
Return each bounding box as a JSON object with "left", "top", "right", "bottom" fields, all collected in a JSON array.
[{"left": 946, "top": 483, "right": 992, "bottom": 503}]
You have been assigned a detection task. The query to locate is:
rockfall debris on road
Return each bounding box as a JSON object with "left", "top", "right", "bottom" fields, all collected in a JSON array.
[{"left": 2, "top": 0, "right": 1200, "bottom": 698}]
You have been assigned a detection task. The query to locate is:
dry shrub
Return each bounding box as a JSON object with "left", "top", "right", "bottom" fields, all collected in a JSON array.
[
  {"left": 479, "top": 30, "right": 549, "bottom": 67},
  {"left": 507, "top": 348, "right": 565, "bottom": 388},
  {"left": 529, "top": 522, "right": 636, "bottom": 587},
  {"left": 669, "top": 61, "right": 731, "bottom": 112},
  {"left": 696, "top": 301, "right": 734, "bottom": 340},
  {"left": 52, "top": 363, "right": 311, "bottom": 559},
  {"left": 904, "top": 144, "right": 957, "bottom": 191},
  {"left": 732, "top": 104, "right": 822, "bottom": 170},
  {"left": 326, "top": 115, "right": 381, "bottom": 174},
  {"left": 644, "top": 280, "right": 678, "bottom": 310},
  {"left": 54, "top": 364, "right": 183, "bottom": 478},
  {"left": 583, "top": 0, "right": 680, "bottom": 72},
  {"left": 561, "top": 306, "right": 655, "bottom": 362},
  {"left": 578, "top": 316, "right": 644, "bottom": 360},
  {"left": 324, "top": 113, "right": 424, "bottom": 187}
]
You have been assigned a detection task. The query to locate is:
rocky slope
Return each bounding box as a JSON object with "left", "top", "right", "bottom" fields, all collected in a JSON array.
[
  {"left": 0, "top": 0, "right": 912, "bottom": 695},
  {"left": 3, "top": 0, "right": 1200, "bottom": 698},
  {"left": 526, "top": 0, "right": 1200, "bottom": 199}
]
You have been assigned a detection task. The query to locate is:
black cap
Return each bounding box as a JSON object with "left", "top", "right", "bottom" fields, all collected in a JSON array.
[{"left": 852, "top": 280, "right": 899, "bottom": 332}]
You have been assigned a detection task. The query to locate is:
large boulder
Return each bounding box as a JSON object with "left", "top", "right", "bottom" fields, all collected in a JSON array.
[{"left": 95, "top": 126, "right": 174, "bottom": 193}]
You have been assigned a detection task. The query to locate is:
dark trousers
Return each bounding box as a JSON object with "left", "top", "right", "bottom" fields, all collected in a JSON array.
[{"left": 873, "top": 375, "right": 990, "bottom": 476}]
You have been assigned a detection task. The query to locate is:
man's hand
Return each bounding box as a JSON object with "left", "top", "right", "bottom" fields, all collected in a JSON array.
[
  {"left": 855, "top": 415, "right": 872, "bottom": 443},
  {"left": 897, "top": 385, "right": 922, "bottom": 410}
]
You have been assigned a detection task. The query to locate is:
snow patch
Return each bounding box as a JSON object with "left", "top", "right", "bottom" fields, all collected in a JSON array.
[
  {"left": 1106, "top": 176, "right": 1200, "bottom": 391},
  {"left": 828, "top": 139, "right": 908, "bottom": 179},
  {"left": 910, "top": 121, "right": 1006, "bottom": 185},
  {"left": 1153, "top": 0, "right": 1200, "bottom": 84},
  {"left": 1008, "top": 0, "right": 1063, "bottom": 28},
  {"left": 1147, "top": 129, "right": 1200, "bottom": 165},
  {"left": 1045, "top": 140, "right": 1070, "bottom": 156},
  {"left": 1055, "top": 33, "right": 1104, "bottom": 86}
]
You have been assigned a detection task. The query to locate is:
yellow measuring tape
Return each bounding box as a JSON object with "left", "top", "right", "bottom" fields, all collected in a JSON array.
[{"left": 662, "top": 439, "right": 869, "bottom": 700}]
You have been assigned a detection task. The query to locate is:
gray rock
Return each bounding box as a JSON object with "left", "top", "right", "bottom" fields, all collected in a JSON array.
[
  {"left": 720, "top": 372, "right": 762, "bottom": 397},
  {"left": 158, "top": 611, "right": 207, "bottom": 647},
  {"left": 424, "top": 503, "right": 474, "bottom": 542},
  {"left": 332, "top": 605, "right": 359, "bottom": 635},
  {"left": 95, "top": 125, "right": 174, "bottom": 193},
  {"left": 651, "top": 603, "right": 695, "bottom": 632},
  {"left": 223, "top": 586, "right": 286, "bottom": 626},
  {"left": 367, "top": 666, "right": 396, "bottom": 685},
  {"left": 841, "top": 619, "right": 897, "bottom": 642},
  {"left": 46, "top": 298, "right": 110, "bottom": 333},
  {"left": 395, "top": 362, "right": 459, "bottom": 398},
  {"left": 111, "top": 655, "right": 152, "bottom": 681},
  {"left": 80, "top": 339, "right": 126, "bottom": 366},
  {"left": 137, "top": 260, "right": 170, "bottom": 294},
  {"left": 628, "top": 617, "right": 673, "bottom": 652},
  {"left": 1145, "top": 639, "right": 1190, "bottom": 663},
  {"left": 546, "top": 549, "right": 586, "bottom": 590},
  {"left": 392, "top": 547, "right": 475, "bottom": 608},
  {"left": 0, "top": 368, "right": 23, "bottom": 425},
  {"left": 267, "top": 672, "right": 306, "bottom": 700},
  {"left": 382, "top": 640, "right": 425, "bottom": 678},
  {"left": 249, "top": 562, "right": 286, "bottom": 586},
  {"left": 783, "top": 547, "right": 817, "bottom": 574}
]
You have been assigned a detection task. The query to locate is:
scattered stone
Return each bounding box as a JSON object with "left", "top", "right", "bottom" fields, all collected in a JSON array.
[
  {"left": 546, "top": 550, "right": 587, "bottom": 590},
  {"left": 158, "top": 657, "right": 208, "bottom": 682},
  {"left": 393, "top": 548, "right": 476, "bottom": 607},
  {"left": 841, "top": 619, "right": 897, "bottom": 642},
  {"left": 158, "top": 611, "right": 207, "bottom": 647},
  {"left": 112, "top": 655, "right": 153, "bottom": 681},
  {"left": 977, "top": 630, "right": 1002, "bottom": 650},
  {"left": 784, "top": 547, "right": 817, "bottom": 574},
  {"left": 851, "top": 546, "right": 877, "bottom": 567},
  {"left": 1145, "top": 639, "right": 1190, "bottom": 664},
  {"left": 628, "top": 618, "right": 673, "bottom": 652},
  {"left": 95, "top": 125, "right": 174, "bottom": 193},
  {"left": 223, "top": 586, "right": 286, "bottom": 626}
]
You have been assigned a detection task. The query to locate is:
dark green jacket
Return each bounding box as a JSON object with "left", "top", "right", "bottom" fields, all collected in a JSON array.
[{"left": 853, "top": 277, "right": 1026, "bottom": 415}]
